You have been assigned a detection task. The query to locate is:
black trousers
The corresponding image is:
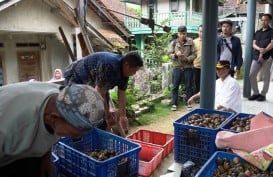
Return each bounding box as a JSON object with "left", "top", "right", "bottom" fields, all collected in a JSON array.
[
  {"left": 230, "top": 69, "right": 235, "bottom": 77},
  {"left": 193, "top": 67, "right": 201, "bottom": 94},
  {"left": 0, "top": 158, "right": 42, "bottom": 177}
]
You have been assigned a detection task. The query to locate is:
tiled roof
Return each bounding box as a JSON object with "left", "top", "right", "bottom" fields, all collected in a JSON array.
[
  {"left": 88, "top": 0, "right": 131, "bottom": 37},
  {"left": 99, "top": 0, "right": 125, "bottom": 21},
  {"left": 98, "top": 29, "right": 129, "bottom": 47},
  {"left": 221, "top": 0, "right": 265, "bottom": 13}
]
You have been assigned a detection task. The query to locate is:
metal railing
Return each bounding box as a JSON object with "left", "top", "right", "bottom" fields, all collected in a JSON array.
[{"left": 124, "top": 11, "right": 202, "bottom": 30}]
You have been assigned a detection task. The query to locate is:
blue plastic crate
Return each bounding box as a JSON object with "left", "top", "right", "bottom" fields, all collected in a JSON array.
[
  {"left": 195, "top": 151, "right": 273, "bottom": 177},
  {"left": 221, "top": 112, "right": 255, "bottom": 133},
  {"left": 51, "top": 152, "right": 59, "bottom": 177},
  {"left": 54, "top": 128, "right": 141, "bottom": 177},
  {"left": 173, "top": 108, "right": 234, "bottom": 166}
]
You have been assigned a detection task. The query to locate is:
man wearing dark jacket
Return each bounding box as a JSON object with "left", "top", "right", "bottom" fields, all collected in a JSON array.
[{"left": 217, "top": 19, "right": 243, "bottom": 78}]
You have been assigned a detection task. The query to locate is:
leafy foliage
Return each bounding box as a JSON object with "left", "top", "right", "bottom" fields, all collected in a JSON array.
[
  {"left": 127, "top": 5, "right": 141, "bottom": 17},
  {"left": 110, "top": 79, "right": 141, "bottom": 118},
  {"left": 143, "top": 32, "right": 174, "bottom": 67}
]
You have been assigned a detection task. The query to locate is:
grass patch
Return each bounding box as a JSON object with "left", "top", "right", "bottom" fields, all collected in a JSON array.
[
  {"left": 135, "top": 101, "right": 171, "bottom": 125},
  {"left": 133, "top": 102, "right": 181, "bottom": 125}
]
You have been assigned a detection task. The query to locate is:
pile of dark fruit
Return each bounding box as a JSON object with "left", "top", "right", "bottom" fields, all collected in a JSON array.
[
  {"left": 183, "top": 113, "right": 227, "bottom": 129},
  {"left": 213, "top": 156, "right": 273, "bottom": 177},
  {"left": 228, "top": 115, "right": 254, "bottom": 132},
  {"left": 87, "top": 149, "right": 118, "bottom": 161}
]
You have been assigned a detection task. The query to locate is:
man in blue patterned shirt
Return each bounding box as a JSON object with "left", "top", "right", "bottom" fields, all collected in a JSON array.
[{"left": 64, "top": 51, "right": 143, "bottom": 131}]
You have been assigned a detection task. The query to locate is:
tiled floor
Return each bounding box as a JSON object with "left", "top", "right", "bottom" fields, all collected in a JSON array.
[{"left": 240, "top": 80, "right": 273, "bottom": 116}]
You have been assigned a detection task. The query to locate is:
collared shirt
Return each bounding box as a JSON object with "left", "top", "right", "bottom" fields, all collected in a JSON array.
[
  {"left": 193, "top": 38, "right": 202, "bottom": 68},
  {"left": 253, "top": 27, "right": 273, "bottom": 60},
  {"left": 0, "top": 82, "right": 61, "bottom": 166},
  {"left": 68, "top": 52, "right": 128, "bottom": 91},
  {"left": 220, "top": 36, "right": 233, "bottom": 64},
  {"left": 215, "top": 75, "right": 241, "bottom": 113}
]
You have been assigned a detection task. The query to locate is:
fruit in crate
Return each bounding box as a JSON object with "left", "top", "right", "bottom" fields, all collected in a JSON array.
[
  {"left": 183, "top": 113, "right": 227, "bottom": 129},
  {"left": 212, "top": 157, "right": 273, "bottom": 177},
  {"left": 86, "top": 149, "right": 118, "bottom": 161},
  {"left": 228, "top": 115, "right": 254, "bottom": 132}
]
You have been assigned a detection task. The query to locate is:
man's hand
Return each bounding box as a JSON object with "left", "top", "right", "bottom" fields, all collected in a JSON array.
[
  {"left": 216, "top": 105, "right": 225, "bottom": 110},
  {"left": 234, "top": 70, "right": 240, "bottom": 79},
  {"left": 120, "top": 116, "right": 129, "bottom": 133},
  {"left": 187, "top": 97, "right": 194, "bottom": 106},
  {"left": 258, "top": 53, "right": 264, "bottom": 63},
  {"left": 259, "top": 48, "right": 266, "bottom": 54},
  {"left": 176, "top": 51, "right": 184, "bottom": 57}
]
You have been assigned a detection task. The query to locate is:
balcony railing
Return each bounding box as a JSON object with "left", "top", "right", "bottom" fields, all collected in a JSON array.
[{"left": 124, "top": 11, "right": 202, "bottom": 31}]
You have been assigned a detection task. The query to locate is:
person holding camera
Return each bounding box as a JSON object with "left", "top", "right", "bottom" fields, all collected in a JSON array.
[{"left": 217, "top": 19, "right": 243, "bottom": 78}]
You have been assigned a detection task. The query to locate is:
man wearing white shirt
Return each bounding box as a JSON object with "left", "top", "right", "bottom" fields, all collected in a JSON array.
[
  {"left": 187, "top": 60, "right": 241, "bottom": 113},
  {"left": 215, "top": 60, "right": 241, "bottom": 113}
]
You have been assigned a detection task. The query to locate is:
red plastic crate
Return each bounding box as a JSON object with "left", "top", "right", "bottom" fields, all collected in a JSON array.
[
  {"left": 127, "top": 129, "right": 174, "bottom": 158},
  {"left": 137, "top": 142, "right": 164, "bottom": 177}
]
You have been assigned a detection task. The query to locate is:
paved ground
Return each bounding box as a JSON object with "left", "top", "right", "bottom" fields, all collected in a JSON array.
[
  {"left": 240, "top": 80, "right": 273, "bottom": 116},
  {"left": 129, "top": 80, "right": 273, "bottom": 177}
]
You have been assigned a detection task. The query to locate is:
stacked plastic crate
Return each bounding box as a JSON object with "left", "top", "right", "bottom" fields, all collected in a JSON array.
[
  {"left": 173, "top": 108, "right": 234, "bottom": 166},
  {"left": 195, "top": 112, "right": 273, "bottom": 176},
  {"left": 127, "top": 129, "right": 174, "bottom": 176}
]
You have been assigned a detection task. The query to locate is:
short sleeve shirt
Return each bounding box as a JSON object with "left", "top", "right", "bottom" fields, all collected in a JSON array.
[
  {"left": 71, "top": 52, "right": 129, "bottom": 90},
  {"left": 253, "top": 27, "right": 273, "bottom": 60}
]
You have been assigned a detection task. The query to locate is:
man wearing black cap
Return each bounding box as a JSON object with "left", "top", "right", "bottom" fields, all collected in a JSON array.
[
  {"left": 217, "top": 19, "right": 243, "bottom": 78},
  {"left": 248, "top": 13, "right": 273, "bottom": 102},
  {"left": 168, "top": 25, "right": 197, "bottom": 111}
]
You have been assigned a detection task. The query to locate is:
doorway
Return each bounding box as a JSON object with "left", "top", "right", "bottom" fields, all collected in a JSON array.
[{"left": 17, "top": 51, "right": 41, "bottom": 81}]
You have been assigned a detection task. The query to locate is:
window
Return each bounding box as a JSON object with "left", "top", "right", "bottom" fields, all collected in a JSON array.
[{"left": 170, "top": 0, "right": 178, "bottom": 12}]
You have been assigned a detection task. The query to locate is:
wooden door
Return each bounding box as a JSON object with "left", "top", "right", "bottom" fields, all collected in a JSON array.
[{"left": 17, "top": 51, "right": 41, "bottom": 81}]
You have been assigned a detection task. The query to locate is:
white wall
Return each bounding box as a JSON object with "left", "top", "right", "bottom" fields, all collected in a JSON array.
[
  {"left": 0, "top": 0, "right": 73, "bottom": 35},
  {"left": 141, "top": 0, "right": 187, "bottom": 15},
  {"left": 0, "top": 0, "right": 73, "bottom": 83},
  {"left": 157, "top": 0, "right": 169, "bottom": 13}
]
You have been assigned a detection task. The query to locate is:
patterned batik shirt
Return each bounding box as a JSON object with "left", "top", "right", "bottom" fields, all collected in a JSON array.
[{"left": 70, "top": 52, "right": 129, "bottom": 91}]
